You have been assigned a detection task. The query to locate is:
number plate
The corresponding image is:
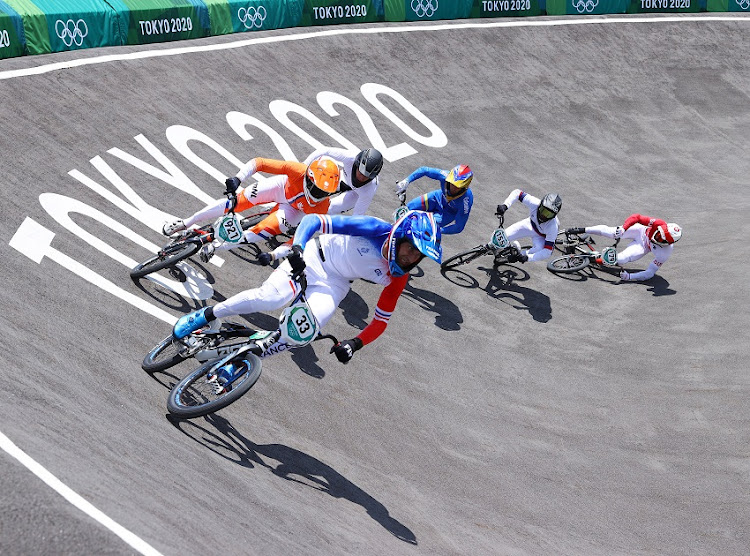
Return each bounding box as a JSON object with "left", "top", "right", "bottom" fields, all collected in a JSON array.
[
  {"left": 601, "top": 246, "right": 618, "bottom": 266},
  {"left": 490, "top": 228, "right": 510, "bottom": 249},
  {"left": 216, "top": 214, "right": 244, "bottom": 244},
  {"left": 279, "top": 302, "right": 318, "bottom": 346}
]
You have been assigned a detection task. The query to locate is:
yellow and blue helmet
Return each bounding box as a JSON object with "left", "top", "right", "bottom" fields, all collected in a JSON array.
[{"left": 444, "top": 164, "right": 473, "bottom": 200}]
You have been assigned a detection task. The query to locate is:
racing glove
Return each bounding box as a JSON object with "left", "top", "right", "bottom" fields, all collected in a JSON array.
[
  {"left": 507, "top": 251, "right": 528, "bottom": 264},
  {"left": 288, "top": 244, "right": 306, "bottom": 283},
  {"left": 395, "top": 179, "right": 410, "bottom": 195},
  {"left": 258, "top": 252, "right": 274, "bottom": 266},
  {"left": 330, "top": 337, "right": 363, "bottom": 364},
  {"left": 567, "top": 227, "right": 586, "bottom": 235},
  {"left": 225, "top": 176, "right": 241, "bottom": 193},
  {"left": 619, "top": 270, "right": 630, "bottom": 281},
  {"left": 496, "top": 204, "right": 508, "bottom": 216}
]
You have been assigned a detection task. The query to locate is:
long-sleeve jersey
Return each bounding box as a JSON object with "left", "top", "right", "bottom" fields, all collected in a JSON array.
[
  {"left": 501, "top": 189, "right": 559, "bottom": 261},
  {"left": 236, "top": 157, "right": 331, "bottom": 215},
  {"left": 293, "top": 214, "right": 410, "bottom": 346},
  {"left": 621, "top": 213, "right": 674, "bottom": 280},
  {"left": 403, "top": 166, "right": 473, "bottom": 234},
  {"left": 303, "top": 147, "right": 379, "bottom": 216}
]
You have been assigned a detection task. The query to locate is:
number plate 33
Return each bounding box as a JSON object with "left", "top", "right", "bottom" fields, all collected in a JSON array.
[{"left": 279, "top": 302, "right": 319, "bottom": 346}]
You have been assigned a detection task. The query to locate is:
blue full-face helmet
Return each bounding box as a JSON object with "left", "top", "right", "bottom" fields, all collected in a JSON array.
[{"left": 387, "top": 210, "right": 442, "bottom": 277}]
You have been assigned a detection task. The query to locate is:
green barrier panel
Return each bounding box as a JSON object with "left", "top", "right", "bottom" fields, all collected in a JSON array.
[
  {"left": 546, "top": 0, "right": 628, "bottom": 14},
  {"left": 627, "top": 0, "right": 700, "bottom": 12},
  {"left": 216, "top": 0, "right": 304, "bottom": 34},
  {"left": 301, "top": 0, "right": 384, "bottom": 26},
  {"left": 4, "top": 0, "right": 124, "bottom": 55},
  {"left": 385, "top": 0, "right": 472, "bottom": 21},
  {"left": 471, "top": 0, "right": 541, "bottom": 17},
  {"left": 106, "top": 0, "right": 211, "bottom": 45},
  {"left": 0, "top": 2, "right": 26, "bottom": 58},
  {"left": 707, "top": 0, "right": 746, "bottom": 9}
]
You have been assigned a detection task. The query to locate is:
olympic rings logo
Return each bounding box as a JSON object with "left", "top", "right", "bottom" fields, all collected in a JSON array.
[
  {"left": 55, "top": 19, "right": 88, "bottom": 47},
  {"left": 736, "top": 0, "right": 750, "bottom": 9},
  {"left": 411, "top": 0, "right": 438, "bottom": 18},
  {"left": 571, "top": 0, "right": 598, "bottom": 12},
  {"left": 0, "top": 30, "right": 10, "bottom": 48},
  {"left": 238, "top": 5, "right": 267, "bottom": 29}
]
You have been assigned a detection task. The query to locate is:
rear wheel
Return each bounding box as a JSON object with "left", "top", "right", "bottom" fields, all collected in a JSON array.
[
  {"left": 167, "top": 354, "right": 262, "bottom": 419},
  {"left": 130, "top": 241, "right": 201, "bottom": 279},
  {"left": 547, "top": 255, "right": 590, "bottom": 273},
  {"left": 441, "top": 245, "right": 490, "bottom": 270}
]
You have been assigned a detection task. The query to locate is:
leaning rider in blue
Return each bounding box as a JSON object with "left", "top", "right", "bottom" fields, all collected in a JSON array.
[{"left": 395, "top": 164, "right": 474, "bottom": 235}]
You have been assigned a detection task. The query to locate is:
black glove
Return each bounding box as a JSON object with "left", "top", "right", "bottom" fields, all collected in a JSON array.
[
  {"left": 225, "top": 176, "right": 241, "bottom": 193},
  {"left": 496, "top": 204, "right": 507, "bottom": 216},
  {"left": 258, "top": 252, "right": 274, "bottom": 266},
  {"left": 330, "top": 337, "right": 363, "bottom": 364},
  {"left": 288, "top": 244, "right": 306, "bottom": 282},
  {"left": 507, "top": 251, "right": 528, "bottom": 264},
  {"left": 567, "top": 227, "right": 586, "bottom": 235}
]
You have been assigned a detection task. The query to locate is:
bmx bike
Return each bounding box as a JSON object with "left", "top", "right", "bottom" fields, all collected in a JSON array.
[
  {"left": 130, "top": 182, "right": 292, "bottom": 279},
  {"left": 157, "top": 275, "right": 339, "bottom": 419},
  {"left": 440, "top": 210, "right": 525, "bottom": 270},
  {"left": 546, "top": 229, "right": 620, "bottom": 274}
]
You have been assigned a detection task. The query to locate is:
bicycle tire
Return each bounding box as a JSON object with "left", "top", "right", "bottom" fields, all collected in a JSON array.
[
  {"left": 130, "top": 240, "right": 201, "bottom": 279},
  {"left": 441, "top": 245, "right": 490, "bottom": 270},
  {"left": 167, "top": 354, "right": 262, "bottom": 419},
  {"left": 547, "top": 255, "right": 591, "bottom": 273},
  {"left": 240, "top": 213, "right": 267, "bottom": 231},
  {"left": 142, "top": 335, "right": 186, "bottom": 372}
]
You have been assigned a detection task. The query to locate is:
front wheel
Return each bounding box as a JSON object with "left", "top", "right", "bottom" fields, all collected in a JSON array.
[
  {"left": 547, "top": 255, "right": 591, "bottom": 273},
  {"left": 167, "top": 354, "right": 262, "bottom": 419},
  {"left": 441, "top": 245, "right": 490, "bottom": 270},
  {"left": 142, "top": 335, "right": 186, "bottom": 372},
  {"left": 130, "top": 240, "right": 201, "bottom": 279}
]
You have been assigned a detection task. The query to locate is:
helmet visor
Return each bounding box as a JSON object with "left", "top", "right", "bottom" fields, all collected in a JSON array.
[
  {"left": 538, "top": 205, "right": 557, "bottom": 221},
  {"left": 305, "top": 173, "right": 333, "bottom": 201}
]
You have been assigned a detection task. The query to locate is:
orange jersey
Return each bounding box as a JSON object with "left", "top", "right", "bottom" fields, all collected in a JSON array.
[{"left": 254, "top": 158, "right": 331, "bottom": 215}]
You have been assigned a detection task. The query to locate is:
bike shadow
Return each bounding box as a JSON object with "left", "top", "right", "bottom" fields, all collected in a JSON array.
[
  {"left": 549, "top": 267, "right": 677, "bottom": 296},
  {"left": 167, "top": 413, "right": 418, "bottom": 545},
  {"left": 441, "top": 264, "right": 551, "bottom": 323}
]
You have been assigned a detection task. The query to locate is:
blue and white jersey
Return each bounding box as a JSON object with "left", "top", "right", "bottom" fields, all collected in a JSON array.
[{"left": 294, "top": 214, "right": 393, "bottom": 286}]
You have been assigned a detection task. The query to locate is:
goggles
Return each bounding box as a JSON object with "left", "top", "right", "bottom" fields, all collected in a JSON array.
[{"left": 538, "top": 205, "right": 557, "bottom": 221}]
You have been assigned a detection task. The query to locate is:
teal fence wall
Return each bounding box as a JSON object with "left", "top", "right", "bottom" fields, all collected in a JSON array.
[{"left": 0, "top": 0, "right": 739, "bottom": 61}]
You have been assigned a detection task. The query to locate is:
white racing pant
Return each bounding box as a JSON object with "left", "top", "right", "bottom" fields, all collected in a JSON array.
[
  {"left": 212, "top": 246, "right": 351, "bottom": 330},
  {"left": 586, "top": 225, "right": 647, "bottom": 265}
]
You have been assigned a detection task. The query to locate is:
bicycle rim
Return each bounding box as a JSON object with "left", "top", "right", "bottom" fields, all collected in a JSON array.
[
  {"left": 130, "top": 241, "right": 200, "bottom": 278},
  {"left": 547, "top": 255, "right": 590, "bottom": 273},
  {"left": 167, "top": 355, "right": 262, "bottom": 419},
  {"left": 142, "top": 335, "right": 187, "bottom": 372},
  {"left": 441, "top": 246, "right": 489, "bottom": 270}
]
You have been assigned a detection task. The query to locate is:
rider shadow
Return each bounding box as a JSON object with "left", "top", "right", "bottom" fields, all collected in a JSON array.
[
  {"left": 168, "top": 413, "right": 418, "bottom": 545},
  {"left": 644, "top": 275, "right": 676, "bottom": 296},
  {"left": 478, "top": 265, "right": 552, "bottom": 323},
  {"left": 402, "top": 280, "right": 464, "bottom": 331},
  {"left": 338, "top": 289, "right": 372, "bottom": 331}
]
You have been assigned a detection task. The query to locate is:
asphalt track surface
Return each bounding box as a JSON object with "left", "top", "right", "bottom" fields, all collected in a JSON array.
[{"left": 1, "top": 14, "right": 749, "bottom": 556}]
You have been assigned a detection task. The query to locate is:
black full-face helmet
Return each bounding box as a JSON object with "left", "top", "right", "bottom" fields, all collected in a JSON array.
[{"left": 351, "top": 148, "right": 384, "bottom": 188}]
